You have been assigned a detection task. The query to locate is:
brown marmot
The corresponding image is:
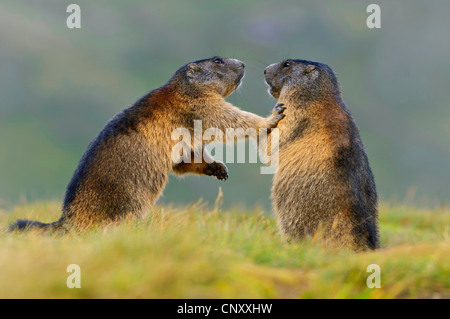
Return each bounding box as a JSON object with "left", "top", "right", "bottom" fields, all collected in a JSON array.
[
  {"left": 9, "top": 56, "right": 285, "bottom": 232},
  {"left": 264, "top": 59, "right": 379, "bottom": 250}
]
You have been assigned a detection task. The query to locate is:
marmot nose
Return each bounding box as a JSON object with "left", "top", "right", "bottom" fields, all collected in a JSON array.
[
  {"left": 264, "top": 68, "right": 267, "bottom": 75},
  {"left": 241, "top": 62, "right": 245, "bottom": 69}
]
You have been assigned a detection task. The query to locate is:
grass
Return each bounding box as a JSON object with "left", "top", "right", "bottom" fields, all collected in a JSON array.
[{"left": 0, "top": 200, "right": 448, "bottom": 298}]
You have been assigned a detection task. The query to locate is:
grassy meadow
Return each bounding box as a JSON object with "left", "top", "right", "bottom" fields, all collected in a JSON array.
[{"left": 0, "top": 199, "right": 448, "bottom": 299}]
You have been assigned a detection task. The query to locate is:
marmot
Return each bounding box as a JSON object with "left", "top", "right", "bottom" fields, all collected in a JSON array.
[
  {"left": 264, "top": 59, "right": 379, "bottom": 250},
  {"left": 9, "top": 56, "right": 285, "bottom": 232}
]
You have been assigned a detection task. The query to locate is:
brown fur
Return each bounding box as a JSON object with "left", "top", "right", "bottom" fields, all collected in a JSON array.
[
  {"left": 9, "top": 57, "right": 284, "bottom": 232},
  {"left": 264, "top": 59, "right": 379, "bottom": 250}
]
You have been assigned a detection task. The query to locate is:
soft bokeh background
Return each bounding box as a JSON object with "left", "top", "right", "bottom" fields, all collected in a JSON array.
[{"left": 0, "top": 0, "right": 449, "bottom": 210}]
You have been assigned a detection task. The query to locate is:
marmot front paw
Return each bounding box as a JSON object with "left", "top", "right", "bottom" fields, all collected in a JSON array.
[
  {"left": 267, "top": 103, "right": 286, "bottom": 128},
  {"left": 204, "top": 161, "right": 229, "bottom": 181},
  {"left": 274, "top": 103, "right": 286, "bottom": 114}
]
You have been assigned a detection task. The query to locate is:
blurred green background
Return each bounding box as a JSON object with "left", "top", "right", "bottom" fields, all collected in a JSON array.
[{"left": 0, "top": 0, "right": 449, "bottom": 210}]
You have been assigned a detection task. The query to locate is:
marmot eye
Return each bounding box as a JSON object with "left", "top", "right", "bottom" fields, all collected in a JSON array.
[
  {"left": 283, "top": 61, "right": 291, "bottom": 67},
  {"left": 214, "top": 58, "right": 224, "bottom": 64}
]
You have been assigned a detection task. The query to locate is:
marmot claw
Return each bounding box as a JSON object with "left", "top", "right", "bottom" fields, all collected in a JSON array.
[
  {"left": 274, "top": 103, "right": 286, "bottom": 114},
  {"left": 267, "top": 103, "right": 286, "bottom": 128}
]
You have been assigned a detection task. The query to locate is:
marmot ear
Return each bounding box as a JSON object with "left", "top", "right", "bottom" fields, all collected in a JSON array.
[
  {"left": 304, "top": 65, "right": 316, "bottom": 75},
  {"left": 187, "top": 63, "right": 200, "bottom": 78}
]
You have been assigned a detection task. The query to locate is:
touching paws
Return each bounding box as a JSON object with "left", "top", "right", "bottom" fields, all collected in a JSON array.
[
  {"left": 204, "top": 161, "right": 229, "bottom": 181},
  {"left": 267, "top": 103, "right": 286, "bottom": 128}
]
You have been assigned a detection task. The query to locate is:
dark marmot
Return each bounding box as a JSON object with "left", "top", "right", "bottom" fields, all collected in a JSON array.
[
  {"left": 264, "top": 59, "right": 379, "bottom": 250},
  {"left": 9, "top": 56, "right": 285, "bottom": 232}
]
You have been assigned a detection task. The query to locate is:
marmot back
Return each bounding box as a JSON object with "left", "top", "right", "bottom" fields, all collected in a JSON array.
[{"left": 264, "top": 59, "right": 379, "bottom": 250}]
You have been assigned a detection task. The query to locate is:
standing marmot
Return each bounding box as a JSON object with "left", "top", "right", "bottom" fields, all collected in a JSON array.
[
  {"left": 9, "top": 56, "right": 285, "bottom": 232},
  {"left": 264, "top": 59, "right": 379, "bottom": 250}
]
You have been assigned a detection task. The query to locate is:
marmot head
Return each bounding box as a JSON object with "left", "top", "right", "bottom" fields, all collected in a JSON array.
[
  {"left": 264, "top": 59, "right": 340, "bottom": 101},
  {"left": 176, "top": 56, "right": 245, "bottom": 97}
]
